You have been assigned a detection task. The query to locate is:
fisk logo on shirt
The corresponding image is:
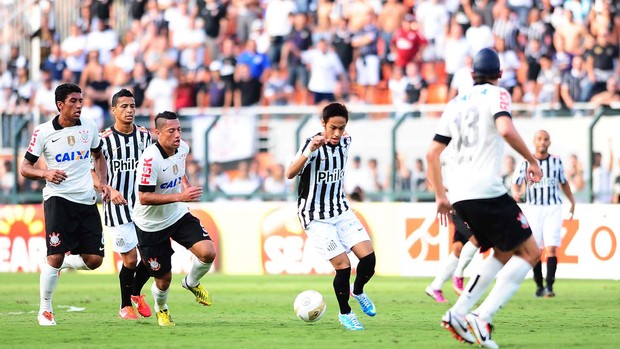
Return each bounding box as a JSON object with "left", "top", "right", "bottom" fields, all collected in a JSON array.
[
  {"left": 140, "top": 158, "right": 153, "bottom": 184},
  {"left": 317, "top": 169, "right": 344, "bottom": 183},
  {"left": 54, "top": 150, "right": 90, "bottom": 162},
  {"left": 160, "top": 176, "right": 183, "bottom": 189},
  {"left": 27, "top": 129, "right": 40, "bottom": 153}
]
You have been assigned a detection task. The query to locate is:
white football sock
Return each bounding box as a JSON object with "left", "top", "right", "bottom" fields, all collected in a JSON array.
[
  {"left": 40, "top": 263, "right": 60, "bottom": 313},
  {"left": 474, "top": 256, "right": 532, "bottom": 323},
  {"left": 454, "top": 241, "right": 478, "bottom": 277},
  {"left": 451, "top": 256, "right": 504, "bottom": 318},
  {"left": 151, "top": 282, "right": 169, "bottom": 312},
  {"left": 60, "top": 255, "right": 90, "bottom": 270},
  {"left": 185, "top": 256, "right": 212, "bottom": 288},
  {"left": 430, "top": 253, "right": 458, "bottom": 290}
]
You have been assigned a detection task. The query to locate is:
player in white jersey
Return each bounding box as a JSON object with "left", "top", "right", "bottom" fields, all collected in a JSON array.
[
  {"left": 133, "top": 111, "right": 216, "bottom": 327},
  {"left": 100, "top": 89, "right": 153, "bottom": 319},
  {"left": 285, "top": 102, "right": 376, "bottom": 331},
  {"left": 512, "top": 130, "right": 576, "bottom": 298},
  {"left": 426, "top": 48, "right": 543, "bottom": 348},
  {"left": 20, "top": 83, "right": 111, "bottom": 326}
]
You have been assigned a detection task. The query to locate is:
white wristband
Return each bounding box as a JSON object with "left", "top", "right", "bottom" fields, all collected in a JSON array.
[{"left": 303, "top": 148, "right": 313, "bottom": 158}]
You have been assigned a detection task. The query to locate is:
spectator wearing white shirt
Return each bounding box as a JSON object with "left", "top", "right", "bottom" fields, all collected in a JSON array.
[
  {"left": 465, "top": 12, "right": 494, "bottom": 56},
  {"left": 495, "top": 37, "right": 521, "bottom": 98},
  {"left": 33, "top": 70, "right": 58, "bottom": 122},
  {"left": 448, "top": 55, "right": 474, "bottom": 100},
  {"left": 145, "top": 66, "right": 179, "bottom": 114},
  {"left": 415, "top": 0, "right": 449, "bottom": 61},
  {"left": 388, "top": 65, "right": 408, "bottom": 118},
  {"left": 443, "top": 23, "right": 470, "bottom": 88},
  {"left": 85, "top": 20, "right": 118, "bottom": 65},
  {"left": 81, "top": 94, "right": 105, "bottom": 131},
  {"left": 264, "top": 0, "right": 297, "bottom": 65},
  {"left": 302, "top": 38, "right": 346, "bottom": 104},
  {"left": 61, "top": 24, "right": 87, "bottom": 83}
]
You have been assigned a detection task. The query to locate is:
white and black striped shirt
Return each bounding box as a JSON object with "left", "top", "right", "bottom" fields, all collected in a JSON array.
[
  {"left": 296, "top": 133, "right": 351, "bottom": 228},
  {"left": 100, "top": 124, "right": 151, "bottom": 226},
  {"left": 513, "top": 155, "right": 567, "bottom": 206}
]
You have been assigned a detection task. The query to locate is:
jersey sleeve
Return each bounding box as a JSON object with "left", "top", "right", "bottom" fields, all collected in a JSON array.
[
  {"left": 434, "top": 101, "right": 454, "bottom": 143},
  {"left": 557, "top": 157, "right": 568, "bottom": 184},
  {"left": 137, "top": 147, "right": 158, "bottom": 193},
  {"left": 293, "top": 137, "right": 314, "bottom": 176},
  {"left": 512, "top": 160, "right": 528, "bottom": 185},
  {"left": 24, "top": 126, "right": 45, "bottom": 163},
  {"left": 491, "top": 87, "right": 512, "bottom": 119},
  {"left": 90, "top": 122, "right": 102, "bottom": 152}
]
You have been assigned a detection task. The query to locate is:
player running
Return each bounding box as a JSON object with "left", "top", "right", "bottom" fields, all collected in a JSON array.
[
  {"left": 286, "top": 102, "right": 377, "bottom": 331},
  {"left": 133, "top": 111, "right": 216, "bottom": 327},
  {"left": 426, "top": 48, "right": 543, "bottom": 348}
]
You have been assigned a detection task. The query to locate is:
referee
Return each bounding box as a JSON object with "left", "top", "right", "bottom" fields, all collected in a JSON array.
[{"left": 512, "top": 130, "right": 576, "bottom": 298}]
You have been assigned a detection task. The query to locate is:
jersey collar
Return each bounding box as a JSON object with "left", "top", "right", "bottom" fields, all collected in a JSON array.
[
  {"left": 52, "top": 115, "right": 82, "bottom": 130},
  {"left": 155, "top": 141, "right": 178, "bottom": 159},
  {"left": 111, "top": 124, "right": 136, "bottom": 137}
]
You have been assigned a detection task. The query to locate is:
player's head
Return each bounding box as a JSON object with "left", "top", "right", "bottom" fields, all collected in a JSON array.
[
  {"left": 321, "top": 102, "right": 348, "bottom": 146},
  {"left": 55, "top": 83, "right": 83, "bottom": 117},
  {"left": 471, "top": 48, "right": 502, "bottom": 84},
  {"left": 110, "top": 89, "right": 136, "bottom": 124},
  {"left": 533, "top": 130, "right": 551, "bottom": 155},
  {"left": 154, "top": 111, "right": 181, "bottom": 150}
]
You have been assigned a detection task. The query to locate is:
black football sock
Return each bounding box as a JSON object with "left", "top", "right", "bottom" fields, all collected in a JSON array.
[
  {"left": 533, "top": 260, "right": 544, "bottom": 288},
  {"left": 119, "top": 265, "right": 135, "bottom": 308},
  {"left": 334, "top": 267, "right": 352, "bottom": 315},
  {"left": 132, "top": 260, "right": 151, "bottom": 296},
  {"left": 546, "top": 256, "right": 557, "bottom": 290},
  {"left": 353, "top": 252, "right": 376, "bottom": 295}
]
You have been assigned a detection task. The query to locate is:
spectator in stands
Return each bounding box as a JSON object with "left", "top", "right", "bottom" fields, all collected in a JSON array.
[
  {"left": 264, "top": 0, "right": 296, "bottom": 65},
  {"left": 390, "top": 14, "right": 427, "bottom": 70},
  {"left": 186, "top": 157, "right": 205, "bottom": 190},
  {"left": 197, "top": 61, "right": 228, "bottom": 108},
  {"left": 175, "top": 69, "right": 198, "bottom": 110},
  {"left": 552, "top": 35, "right": 573, "bottom": 76},
  {"left": 233, "top": 63, "right": 262, "bottom": 107},
  {"left": 522, "top": 7, "right": 553, "bottom": 55},
  {"left": 593, "top": 143, "right": 613, "bottom": 203},
  {"left": 85, "top": 63, "right": 112, "bottom": 123},
  {"left": 7, "top": 46, "right": 28, "bottom": 77},
  {"left": 495, "top": 37, "right": 522, "bottom": 101},
  {"left": 207, "top": 161, "right": 229, "bottom": 197},
  {"left": 61, "top": 24, "right": 87, "bottom": 83},
  {"left": 0, "top": 159, "right": 14, "bottom": 197},
  {"left": 314, "top": 0, "right": 333, "bottom": 41},
  {"left": 534, "top": 55, "right": 561, "bottom": 113},
  {"left": 79, "top": 50, "right": 102, "bottom": 87},
  {"left": 262, "top": 163, "right": 290, "bottom": 201},
  {"left": 388, "top": 65, "right": 408, "bottom": 118},
  {"left": 444, "top": 22, "right": 470, "bottom": 88},
  {"left": 404, "top": 61, "right": 428, "bottom": 107},
  {"left": 235, "top": 0, "right": 261, "bottom": 45},
  {"left": 352, "top": 11, "right": 380, "bottom": 103},
  {"left": 219, "top": 160, "right": 262, "bottom": 200},
  {"left": 33, "top": 70, "right": 57, "bottom": 122},
  {"left": 523, "top": 38, "right": 543, "bottom": 103},
  {"left": 566, "top": 153, "right": 586, "bottom": 196},
  {"left": 42, "top": 43, "right": 67, "bottom": 83},
  {"left": 175, "top": 18, "right": 206, "bottom": 72},
  {"left": 560, "top": 55, "right": 588, "bottom": 114},
  {"left": 249, "top": 20, "right": 270, "bottom": 55},
  {"left": 302, "top": 38, "right": 346, "bottom": 104},
  {"left": 81, "top": 93, "right": 105, "bottom": 131},
  {"left": 563, "top": 0, "right": 589, "bottom": 24},
  {"left": 507, "top": 0, "right": 532, "bottom": 28},
  {"left": 448, "top": 55, "right": 474, "bottom": 99},
  {"left": 345, "top": 155, "right": 373, "bottom": 197},
  {"left": 590, "top": 77, "right": 620, "bottom": 108},
  {"left": 331, "top": 17, "right": 354, "bottom": 80},
  {"left": 237, "top": 38, "right": 271, "bottom": 87},
  {"left": 145, "top": 66, "right": 178, "bottom": 114},
  {"left": 492, "top": 4, "right": 519, "bottom": 50},
  {"left": 281, "top": 12, "right": 312, "bottom": 105},
  {"left": 263, "top": 68, "right": 294, "bottom": 106},
  {"left": 465, "top": 12, "right": 494, "bottom": 56},
  {"left": 583, "top": 31, "right": 618, "bottom": 101},
  {"left": 412, "top": 158, "right": 428, "bottom": 194},
  {"left": 367, "top": 158, "right": 384, "bottom": 195},
  {"left": 554, "top": 9, "right": 587, "bottom": 56},
  {"left": 215, "top": 38, "right": 238, "bottom": 107},
  {"left": 199, "top": 0, "right": 229, "bottom": 63},
  {"left": 128, "top": 61, "right": 150, "bottom": 111},
  {"left": 416, "top": 0, "right": 449, "bottom": 63},
  {"left": 377, "top": 0, "right": 407, "bottom": 62},
  {"left": 392, "top": 152, "right": 412, "bottom": 202},
  {"left": 86, "top": 20, "right": 118, "bottom": 65}
]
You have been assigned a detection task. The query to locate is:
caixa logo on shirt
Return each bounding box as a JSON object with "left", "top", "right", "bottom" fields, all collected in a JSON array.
[
  {"left": 316, "top": 169, "right": 344, "bottom": 183},
  {"left": 54, "top": 150, "right": 90, "bottom": 162},
  {"left": 160, "top": 176, "right": 183, "bottom": 189}
]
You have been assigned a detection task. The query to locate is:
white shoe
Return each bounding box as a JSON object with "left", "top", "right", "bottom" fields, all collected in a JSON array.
[
  {"left": 441, "top": 309, "right": 475, "bottom": 344},
  {"left": 465, "top": 313, "right": 499, "bottom": 349},
  {"left": 38, "top": 311, "right": 56, "bottom": 326}
]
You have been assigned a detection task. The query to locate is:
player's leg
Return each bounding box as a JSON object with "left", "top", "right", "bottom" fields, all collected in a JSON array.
[
  {"left": 152, "top": 273, "right": 174, "bottom": 326},
  {"left": 118, "top": 247, "right": 139, "bottom": 320},
  {"left": 39, "top": 254, "right": 63, "bottom": 326},
  {"left": 524, "top": 205, "right": 545, "bottom": 296},
  {"left": 426, "top": 242, "right": 459, "bottom": 303},
  {"left": 131, "top": 255, "right": 153, "bottom": 317},
  {"left": 453, "top": 239, "right": 479, "bottom": 295},
  {"left": 63, "top": 202, "right": 105, "bottom": 270},
  {"left": 542, "top": 205, "right": 562, "bottom": 297}
]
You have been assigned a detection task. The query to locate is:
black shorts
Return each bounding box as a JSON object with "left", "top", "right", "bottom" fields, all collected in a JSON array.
[
  {"left": 452, "top": 194, "right": 532, "bottom": 253},
  {"left": 451, "top": 213, "right": 473, "bottom": 245},
  {"left": 43, "top": 196, "right": 104, "bottom": 256},
  {"left": 136, "top": 213, "right": 211, "bottom": 277}
]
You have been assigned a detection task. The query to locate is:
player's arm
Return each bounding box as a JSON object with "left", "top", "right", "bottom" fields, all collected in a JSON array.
[
  {"left": 496, "top": 116, "right": 542, "bottom": 182},
  {"left": 426, "top": 137, "right": 450, "bottom": 226},
  {"left": 285, "top": 135, "right": 327, "bottom": 179},
  {"left": 511, "top": 161, "right": 527, "bottom": 202},
  {"left": 561, "top": 181, "right": 576, "bottom": 219},
  {"left": 92, "top": 148, "right": 111, "bottom": 201},
  {"left": 138, "top": 186, "right": 202, "bottom": 205},
  {"left": 20, "top": 158, "right": 67, "bottom": 184}
]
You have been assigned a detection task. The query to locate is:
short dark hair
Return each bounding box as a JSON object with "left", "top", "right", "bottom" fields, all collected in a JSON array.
[
  {"left": 154, "top": 111, "right": 178, "bottom": 129},
  {"left": 55, "top": 83, "right": 82, "bottom": 111},
  {"left": 111, "top": 88, "right": 134, "bottom": 107},
  {"left": 321, "top": 102, "right": 349, "bottom": 123}
]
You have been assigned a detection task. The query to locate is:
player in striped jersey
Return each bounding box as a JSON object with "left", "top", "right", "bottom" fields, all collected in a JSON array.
[
  {"left": 20, "top": 83, "right": 111, "bottom": 326},
  {"left": 285, "top": 102, "right": 376, "bottom": 331},
  {"left": 427, "top": 48, "right": 543, "bottom": 348},
  {"left": 100, "top": 89, "right": 153, "bottom": 319},
  {"left": 511, "top": 130, "right": 576, "bottom": 298}
]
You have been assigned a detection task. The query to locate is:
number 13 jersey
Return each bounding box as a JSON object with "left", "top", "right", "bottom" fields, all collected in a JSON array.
[{"left": 434, "top": 83, "right": 512, "bottom": 203}]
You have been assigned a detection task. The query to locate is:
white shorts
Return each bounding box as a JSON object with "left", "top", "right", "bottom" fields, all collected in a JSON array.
[
  {"left": 523, "top": 205, "right": 562, "bottom": 248},
  {"left": 355, "top": 55, "right": 380, "bottom": 86},
  {"left": 108, "top": 222, "right": 139, "bottom": 253},
  {"left": 304, "top": 210, "right": 371, "bottom": 261}
]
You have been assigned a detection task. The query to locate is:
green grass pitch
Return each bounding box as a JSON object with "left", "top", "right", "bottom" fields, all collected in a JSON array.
[{"left": 1, "top": 273, "right": 618, "bottom": 349}]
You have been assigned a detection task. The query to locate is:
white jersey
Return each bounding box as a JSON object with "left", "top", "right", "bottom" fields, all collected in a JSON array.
[
  {"left": 513, "top": 155, "right": 567, "bottom": 206},
  {"left": 434, "top": 84, "right": 512, "bottom": 203},
  {"left": 133, "top": 140, "right": 190, "bottom": 232},
  {"left": 25, "top": 115, "right": 101, "bottom": 204},
  {"left": 100, "top": 124, "right": 152, "bottom": 226}
]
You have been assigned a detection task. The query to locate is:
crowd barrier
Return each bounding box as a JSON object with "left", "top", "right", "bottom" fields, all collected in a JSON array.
[{"left": 1, "top": 202, "right": 618, "bottom": 280}]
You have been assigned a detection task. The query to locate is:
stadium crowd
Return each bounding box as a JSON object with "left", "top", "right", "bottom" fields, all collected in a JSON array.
[{"left": 0, "top": 0, "right": 619, "bottom": 202}]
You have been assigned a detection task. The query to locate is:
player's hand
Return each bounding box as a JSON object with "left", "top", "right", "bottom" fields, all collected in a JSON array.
[
  {"left": 436, "top": 196, "right": 452, "bottom": 227},
  {"left": 180, "top": 186, "right": 203, "bottom": 202},
  {"left": 309, "top": 135, "right": 328, "bottom": 151},
  {"left": 568, "top": 202, "right": 575, "bottom": 220},
  {"left": 99, "top": 183, "right": 111, "bottom": 202},
  {"left": 45, "top": 169, "right": 67, "bottom": 185},
  {"left": 109, "top": 187, "right": 128, "bottom": 206},
  {"left": 527, "top": 161, "right": 543, "bottom": 183}
]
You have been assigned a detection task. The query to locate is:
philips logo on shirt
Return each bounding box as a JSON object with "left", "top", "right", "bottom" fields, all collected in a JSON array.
[
  {"left": 54, "top": 150, "right": 90, "bottom": 162},
  {"left": 530, "top": 177, "right": 557, "bottom": 188},
  {"left": 317, "top": 169, "right": 344, "bottom": 183},
  {"left": 112, "top": 158, "right": 137, "bottom": 173},
  {"left": 160, "top": 176, "right": 182, "bottom": 189}
]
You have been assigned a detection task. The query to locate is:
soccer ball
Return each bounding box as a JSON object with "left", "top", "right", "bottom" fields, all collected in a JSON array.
[{"left": 294, "top": 290, "right": 327, "bottom": 322}]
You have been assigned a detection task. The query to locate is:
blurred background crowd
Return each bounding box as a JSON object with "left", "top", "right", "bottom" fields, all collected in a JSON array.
[{"left": 0, "top": 0, "right": 619, "bottom": 203}]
